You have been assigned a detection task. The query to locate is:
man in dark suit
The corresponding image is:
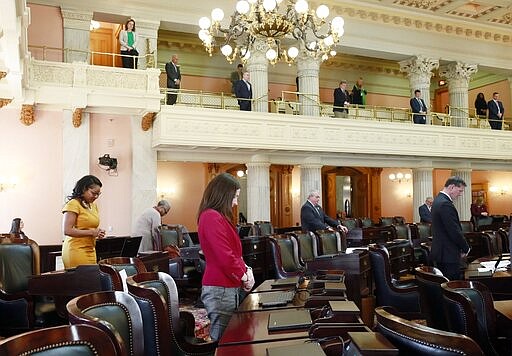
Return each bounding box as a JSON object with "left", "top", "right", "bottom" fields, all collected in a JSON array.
[
  {"left": 333, "top": 80, "right": 351, "bottom": 118},
  {"left": 300, "top": 190, "right": 348, "bottom": 234},
  {"left": 430, "top": 176, "right": 470, "bottom": 280},
  {"left": 234, "top": 71, "right": 252, "bottom": 111},
  {"left": 410, "top": 89, "right": 427, "bottom": 124},
  {"left": 487, "top": 92, "right": 504, "bottom": 130},
  {"left": 418, "top": 197, "right": 433, "bottom": 223},
  {"left": 165, "top": 54, "right": 181, "bottom": 105}
]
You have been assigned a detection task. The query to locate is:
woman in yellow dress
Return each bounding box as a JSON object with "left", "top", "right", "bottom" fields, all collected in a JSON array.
[{"left": 62, "top": 175, "right": 105, "bottom": 268}]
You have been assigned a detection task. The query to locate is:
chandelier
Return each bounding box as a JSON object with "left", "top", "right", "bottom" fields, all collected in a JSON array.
[
  {"left": 198, "top": 0, "right": 345, "bottom": 65},
  {"left": 388, "top": 172, "right": 412, "bottom": 184}
]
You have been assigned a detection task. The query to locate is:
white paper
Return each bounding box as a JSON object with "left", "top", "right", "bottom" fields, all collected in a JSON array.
[
  {"left": 119, "top": 269, "right": 129, "bottom": 292},
  {"left": 479, "top": 260, "right": 510, "bottom": 270}
]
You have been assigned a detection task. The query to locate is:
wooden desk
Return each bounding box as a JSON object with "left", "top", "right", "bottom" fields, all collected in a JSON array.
[
  {"left": 215, "top": 338, "right": 316, "bottom": 356},
  {"left": 465, "top": 255, "right": 512, "bottom": 300},
  {"left": 218, "top": 309, "right": 310, "bottom": 346},
  {"left": 494, "top": 300, "right": 512, "bottom": 321}
]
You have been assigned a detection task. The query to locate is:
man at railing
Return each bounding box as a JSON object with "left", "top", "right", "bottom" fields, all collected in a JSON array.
[
  {"left": 333, "top": 80, "right": 350, "bottom": 118},
  {"left": 487, "top": 92, "right": 504, "bottom": 130},
  {"left": 410, "top": 89, "right": 427, "bottom": 124},
  {"left": 165, "top": 54, "right": 181, "bottom": 105},
  {"left": 234, "top": 71, "right": 252, "bottom": 111}
]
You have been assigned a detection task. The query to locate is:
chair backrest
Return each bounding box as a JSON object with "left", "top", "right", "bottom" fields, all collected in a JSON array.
[
  {"left": 0, "top": 324, "right": 119, "bottom": 355},
  {"left": 414, "top": 266, "right": 449, "bottom": 331},
  {"left": 254, "top": 221, "right": 274, "bottom": 236},
  {"left": 67, "top": 291, "right": 145, "bottom": 356},
  {"left": 393, "top": 216, "right": 405, "bottom": 225},
  {"left": 393, "top": 224, "right": 409, "bottom": 240},
  {"left": 98, "top": 257, "right": 148, "bottom": 291},
  {"left": 463, "top": 232, "right": 488, "bottom": 261},
  {"left": 340, "top": 218, "right": 359, "bottom": 230},
  {"left": 315, "top": 230, "right": 344, "bottom": 255},
  {"left": 441, "top": 280, "right": 498, "bottom": 356},
  {"left": 460, "top": 221, "right": 474, "bottom": 233},
  {"left": 0, "top": 237, "right": 40, "bottom": 293},
  {"left": 379, "top": 217, "right": 394, "bottom": 226},
  {"left": 475, "top": 216, "right": 493, "bottom": 231},
  {"left": 497, "top": 228, "right": 509, "bottom": 253},
  {"left": 481, "top": 231, "right": 502, "bottom": 257},
  {"left": 290, "top": 231, "right": 317, "bottom": 262},
  {"left": 159, "top": 225, "right": 184, "bottom": 248},
  {"left": 359, "top": 217, "right": 373, "bottom": 228},
  {"left": 416, "top": 222, "right": 432, "bottom": 241},
  {"left": 237, "top": 223, "right": 253, "bottom": 238},
  {"left": 268, "top": 235, "right": 302, "bottom": 278},
  {"left": 126, "top": 271, "right": 217, "bottom": 356},
  {"left": 375, "top": 306, "right": 484, "bottom": 356}
]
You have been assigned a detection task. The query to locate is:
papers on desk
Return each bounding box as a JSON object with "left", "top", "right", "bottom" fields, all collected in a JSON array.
[
  {"left": 345, "top": 247, "right": 368, "bottom": 254},
  {"left": 478, "top": 260, "right": 511, "bottom": 272}
]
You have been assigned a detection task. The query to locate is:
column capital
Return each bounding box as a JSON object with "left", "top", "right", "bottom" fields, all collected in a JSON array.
[
  {"left": 60, "top": 9, "right": 93, "bottom": 30},
  {"left": 134, "top": 19, "right": 160, "bottom": 37},
  {"left": 296, "top": 53, "right": 321, "bottom": 73},
  {"left": 399, "top": 55, "right": 439, "bottom": 77},
  {"left": 439, "top": 62, "right": 478, "bottom": 81}
]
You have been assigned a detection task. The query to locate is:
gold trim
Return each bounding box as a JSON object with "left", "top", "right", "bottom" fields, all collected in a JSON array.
[
  {"left": 20, "top": 104, "right": 35, "bottom": 126},
  {"left": 141, "top": 112, "right": 156, "bottom": 131},
  {"left": 72, "top": 108, "right": 83, "bottom": 128},
  {"left": 0, "top": 71, "right": 7, "bottom": 80},
  {"left": 0, "top": 98, "right": 12, "bottom": 108}
]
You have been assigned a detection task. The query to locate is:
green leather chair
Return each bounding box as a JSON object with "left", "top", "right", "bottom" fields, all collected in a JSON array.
[
  {"left": 0, "top": 324, "right": 118, "bottom": 355},
  {"left": 127, "top": 271, "right": 217, "bottom": 356},
  {"left": 269, "top": 234, "right": 303, "bottom": 279},
  {"left": 67, "top": 291, "right": 145, "bottom": 356},
  {"left": 290, "top": 231, "right": 318, "bottom": 264},
  {"left": 98, "top": 257, "right": 148, "bottom": 291},
  {"left": 315, "top": 230, "right": 345, "bottom": 255}
]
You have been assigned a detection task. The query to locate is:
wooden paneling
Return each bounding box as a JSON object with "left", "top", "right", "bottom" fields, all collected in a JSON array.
[{"left": 90, "top": 28, "right": 116, "bottom": 67}]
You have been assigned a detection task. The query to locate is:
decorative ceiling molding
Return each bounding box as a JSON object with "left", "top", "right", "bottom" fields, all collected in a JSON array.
[{"left": 331, "top": 4, "right": 512, "bottom": 44}]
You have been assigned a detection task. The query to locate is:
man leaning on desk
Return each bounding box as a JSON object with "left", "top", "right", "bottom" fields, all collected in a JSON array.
[{"left": 301, "top": 189, "right": 348, "bottom": 234}]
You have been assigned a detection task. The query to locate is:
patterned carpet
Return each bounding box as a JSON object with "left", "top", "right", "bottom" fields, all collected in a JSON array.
[{"left": 180, "top": 298, "right": 211, "bottom": 340}]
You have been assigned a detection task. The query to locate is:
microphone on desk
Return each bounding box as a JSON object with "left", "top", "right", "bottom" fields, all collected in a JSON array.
[{"left": 493, "top": 254, "right": 503, "bottom": 274}]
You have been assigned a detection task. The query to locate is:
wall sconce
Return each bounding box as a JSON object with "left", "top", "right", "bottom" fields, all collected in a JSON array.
[
  {"left": 0, "top": 176, "right": 17, "bottom": 192},
  {"left": 291, "top": 187, "right": 300, "bottom": 198},
  {"left": 405, "top": 190, "right": 412, "bottom": 198},
  {"left": 489, "top": 186, "right": 509, "bottom": 195},
  {"left": 388, "top": 172, "right": 411, "bottom": 183},
  {"left": 158, "top": 187, "right": 176, "bottom": 199}
]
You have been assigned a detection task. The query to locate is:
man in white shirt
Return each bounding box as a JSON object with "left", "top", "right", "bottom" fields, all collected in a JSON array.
[
  {"left": 487, "top": 92, "right": 505, "bottom": 130},
  {"left": 234, "top": 71, "right": 252, "bottom": 111}
]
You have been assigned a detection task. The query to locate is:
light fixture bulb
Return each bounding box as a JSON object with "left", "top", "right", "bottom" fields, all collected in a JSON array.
[
  {"left": 404, "top": 173, "right": 412, "bottom": 180},
  {"left": 266, "top": 48, "right": 278, "bottom": 60},
  {"left": 316, "top": 5, "right": 329, "bottom": 19},
  {"left": 321, "top": 54, "right": 328, "bottom": 61},
  {"left": 236, "top": 0, "right": 250, "bottom": 14},
  {"left": 247, "top": 0, "right": 257, "bottom": 3},
  {"left": 221, "top": 44, "right": 233, "bottom": 56},
  {"left": 295, "top": 0, "right": 309, "bottom": 14},
  {"left": 287, "top": 46, "right": 299, "bottom": 58},
  {"left": 331, "top": 16, "right": 345, "bottom": 32},
  {"left": 198, "top": 17, "right": 211, "bottom": 29},
  {"left": 198, "top": 29, "right": 210, "bottom": 41},
  {"left": 396, "top": 172, "right": 404, "bottom": 180},
  {"left": 389, "top": 174, "right": 396, "bottom": 180},
  {"left": 323, "top": 35, "right": 334, "bottom": 46},
  {"left": 308, "top": 41, "right": 317, "bottom": 50},
  {"left": 211, "top": 8, "right": 225, "bottom": 22},
  {"left": 330, "top": 50, "right": 337, "bottom": 56},
  {"left": 263, "top": 0, "right": 277, "bottom": 12},
  {"left": 237, "top": 170, "right": 244, "bottom": 177}
]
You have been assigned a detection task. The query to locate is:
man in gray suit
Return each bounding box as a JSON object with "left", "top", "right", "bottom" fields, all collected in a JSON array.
[{"left": 165, "top": 54, "right": 181, "bottom": 105}]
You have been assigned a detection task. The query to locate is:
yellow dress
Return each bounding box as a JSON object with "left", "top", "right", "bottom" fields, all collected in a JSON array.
[{"left": 61, "top": 199, "right": 100, "bottom": 268}]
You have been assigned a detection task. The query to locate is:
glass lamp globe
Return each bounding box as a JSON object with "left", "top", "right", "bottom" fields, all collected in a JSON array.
[
  {"left": 263, "top": 0, "right": 277, "bottom": 11},
  {"left": 221, "top": 44, "right": 233, "bottom": 56},
  {"left": 287, "top": 46, "right": 299, "bottom": 58},
  {"left": 295, "top": 0, "right": 309, "bottom": 14},
  {"left": 331, "top": 16, "right": 345, "bottom": 32},
  {"left": 266, "top": 48, "right": 278, "bottom": 61},
  {"left": 316, "top": 5, "right": 329, "bottom": 19},
  {"left": 321, "top": 54, "right": 328, "bottom": 61},
  {"left": 330, "top": 50, "right": 337, "bottom": 56},
  {"left": 236, "top": 0, "right": 250, "bottom": 14},
  {"left": 404, "top": 173, "right": 412, "bottom": 180},
  {"left": 389, "top": 174, "right": 396, "bottom": 180},
  {"left": 323, "top": 35, "right": 334, "bottom": 46},
  {"left": 396, "top": 173, "right": 404, "bottom": 180},
  {"left": 198, "top": 17, "right": 211, "bottom": 30},
  {"left": 211, "top": 8, "right": 225, "bottom": 22},
  {"left": 198, "top": 29, "right": 210, "bottom": 41}
]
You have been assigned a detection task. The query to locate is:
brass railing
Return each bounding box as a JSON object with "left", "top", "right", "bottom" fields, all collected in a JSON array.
[{"left": 28, "top": 45, "right": 156, "bottom": 68}]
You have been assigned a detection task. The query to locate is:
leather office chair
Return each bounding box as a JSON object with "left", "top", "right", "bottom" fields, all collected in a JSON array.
[
  {"left": 359, "top": 217, "right": 373, "bottom": 228},
  {"left": 460, "top": 221, "right": 474, "bottom": 233},
  {"left": 393, "top": 216, "right": 405, "bottom": 225},
  {"left": 375, "top": 306, "right": 484, "bottom": 355},
  {"left": 289, "top": 231, "right": 318, "bottom": 264},
  {"left": 340, "top": 218, "right": 359, "bottom": 231},
  {"left": 315, "top": 229, "right": 346, "bottom": 255},
  {"left": 368, "top": 245, "right": 421, "bottom": 319},
  {"left": 253, "top": 220, "right": 274, "bottom": 236},
  {"left": 393, "top": 224, "right": 409, "bottom": 240},
  {"left": 127, "top": 272, "right": 217, "bottom": 356},
  {"left": 67, "top": 291, "right": 145, "bottom": 356},
  {"left": 497, "top": 228, "right": 509, "bottom": 253},
  {"left": 268, "top": 234, "right": 303, "bottom": 279},
  {"left": 474, "top": 216, "right": 493, "bottom": 231},
  {"left": 441, "top": 280, "right": 506, "bottom": 356},
  {"left": 481, "top": 231, "right": 503, "bottom": 257},
  {"left": 379, "top": 217, "right": 394, "bottom": 226},
  {"left": 98, "top": 257, "right": 148, "bottom": 291},
  {"left": 414, "top": 266, "right": 449, "bottom": 331},
  {"left": 464, "top": 232, "right": 489, "bottom": 262},
  {"left": 0, "top": 324, "right": 119, "bottom": 355}
]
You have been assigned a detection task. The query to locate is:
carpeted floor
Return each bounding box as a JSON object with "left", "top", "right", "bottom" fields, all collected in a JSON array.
[{"left": 180, "top": 297, "right": 211, "bottom": 340}]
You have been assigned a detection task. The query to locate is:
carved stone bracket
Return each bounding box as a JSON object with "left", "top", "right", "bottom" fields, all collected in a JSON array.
[
  {"left": 20, "top": 104, "right": 35, "bottom": 126},
  {"left": 399, "top": 56, "right": 439, "bottom": 77},
  {"left": 0, "top": 98, "right": 12, "bottom": 108},
  {"left": 438, "top": 62, "right": 478, "bottom": 81},
  {"left": 72, "top": 108, "right": 83, "bottom": 128},
  {"left": 0, "top": 71, "right": 7, "bottom": 80},
  {"left": 141, "top": 112, "right": 156, "bottom": 131}
]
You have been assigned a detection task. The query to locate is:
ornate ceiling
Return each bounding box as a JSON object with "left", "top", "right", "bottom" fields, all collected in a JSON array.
[{"left": 369, "top": 0, "right": 512, "bottom": 26}]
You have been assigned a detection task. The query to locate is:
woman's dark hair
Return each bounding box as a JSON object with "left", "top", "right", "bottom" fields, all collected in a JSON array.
[
  {"left": 9, "top": 218, "right": 22, "bottom": 234},
  {"left": 198, "top": 173, "right": 240, "bottom": 221},
  {"left": 477, "top": 92, "right": 485, "bottom": 100},
  {"left": 67, "top": 175, "right": 102, "bottom": 201},
  {"left": 125, "top": 19, "right": 136, "bottom": 31}
]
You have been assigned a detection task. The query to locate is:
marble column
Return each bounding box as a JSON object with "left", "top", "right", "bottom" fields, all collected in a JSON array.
[
  {"left": 299, "top": 160, "right": 323, "bottom": 202},
  {"left": 246, "top": 157, "right": 270, "bottom": 222},
  {"left": 439, "top": 62, "right": 478, "bottom": 127},
  {"left": 246, "top": 39, "right": 269, "bottom": 113},
  {"left": 131, "top": 115, "right": 157, "bottom": 231},
  {"left": 61, "top": 9, "right": 93, "bottom": 63},
  {"left": 134, "top": 19, "right": 159, "bottom": 69},
  {"left": 451, "top": 169, "right": 472, "bottom": 222},
  {"left": 62, "top": 110, "right": 90, "bottom": 204},
  {"left": 412, "top": 168, "right": 433, "bottom": 222},
  {"left": 399, "top": 56, "right": 439, "bottom": 124},
  {"left": 296, "top": 54, "right": 321, "bottom": 117}
]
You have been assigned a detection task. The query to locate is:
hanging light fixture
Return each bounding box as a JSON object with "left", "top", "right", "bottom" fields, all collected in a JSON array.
[
  {"left": 388, "top": 172, "right": 412, "bottom": 183},
  {"left": 198, "top": 0, "right": 345, "bottom": 65}
]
